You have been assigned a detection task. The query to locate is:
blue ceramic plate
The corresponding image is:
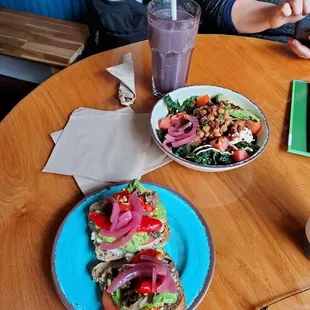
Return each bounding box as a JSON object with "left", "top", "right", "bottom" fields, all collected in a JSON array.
[{"left": 52, "top": 182, "right": 215, "bottom": 310}]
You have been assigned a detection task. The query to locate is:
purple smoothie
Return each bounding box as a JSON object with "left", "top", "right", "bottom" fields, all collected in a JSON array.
[{"left": 148, "top": 8, "right": 200, "bottom": 95}]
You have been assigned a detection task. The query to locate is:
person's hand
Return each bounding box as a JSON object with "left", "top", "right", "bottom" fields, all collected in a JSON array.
[
  {"left": 288, "top": 38, "right": 310, "bottom": 58},
  {"left": 269, "top": 0, "right": 310, "bottom": 29}
]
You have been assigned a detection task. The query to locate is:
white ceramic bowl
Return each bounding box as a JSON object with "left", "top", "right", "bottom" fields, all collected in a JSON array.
[{"left": 150, "top": 85, "right": 270, "bottom": 172}]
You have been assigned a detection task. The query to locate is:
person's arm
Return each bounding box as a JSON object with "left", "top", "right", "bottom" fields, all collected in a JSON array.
[{"left": 232, "top": 0, "right": 310, "bottom": 34}]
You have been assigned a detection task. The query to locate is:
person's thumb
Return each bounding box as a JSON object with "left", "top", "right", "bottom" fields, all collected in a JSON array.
[{"left": 270, "top": 2, "right": 293, "bottom": 28}]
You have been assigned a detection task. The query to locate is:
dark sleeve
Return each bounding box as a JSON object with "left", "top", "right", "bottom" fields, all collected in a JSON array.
[{"left": 196, "top": 0, "right": 238, "bottom": 34}]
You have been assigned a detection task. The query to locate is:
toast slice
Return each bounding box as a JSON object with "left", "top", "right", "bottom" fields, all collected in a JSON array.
[
  {"left": 91, "top": 251, "right": 185, "bottom": 310},
  {"left": 88, "top": 180, "right": 170, "bottom": 262}
]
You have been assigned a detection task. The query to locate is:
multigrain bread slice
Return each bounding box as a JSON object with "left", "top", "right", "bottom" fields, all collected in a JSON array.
[
  {"left": 88, "top": 180, "right": 170, "bottom": 262},
  {"left": 91, "top": 252, "right": 185, "bottom": 310}
]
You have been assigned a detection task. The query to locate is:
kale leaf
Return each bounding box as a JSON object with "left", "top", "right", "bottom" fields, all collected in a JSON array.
[
  {"left": 164, "top": 95, "right": 180, "bottom": 114},
  {"left": 181, "top": 96, "right": 199, "bottom": 114},
  {"left": 190, "top": 150, "right": 233, "bottom": 165},
  {"left": 163, "top": 95, "right": 198, "bottom": 114},
  {"left": 234, "top": 141, "right": 260, "bottom": 156},
  {"left": 173, "top": 146, "right": 233, "bottom": 165},
  {"left": 156, "top": 129, "right": 167, "bottom": 143}
]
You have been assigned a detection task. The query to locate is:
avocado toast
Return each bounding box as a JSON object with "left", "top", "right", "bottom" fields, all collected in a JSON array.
[
  {"left": 88, "top": 180, "right": 170, "bottom": 262},
  {"left": 91, "top": 249, "right": 185, "bottom": 310}
]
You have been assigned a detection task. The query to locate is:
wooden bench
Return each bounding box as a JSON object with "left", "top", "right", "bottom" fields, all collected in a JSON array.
[{"left": 0, "top": 7, "right": 89, "bottom": 67}]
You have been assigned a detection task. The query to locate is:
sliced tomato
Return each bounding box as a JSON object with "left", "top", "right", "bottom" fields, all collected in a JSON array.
[
  {"left": 89, "top": 212, "right": 111, "bottom": 230},
  {"left": 245, "top": 120, "right": 262, "bottom": 134},
  {"left": 171, "top": 111, "right": 186, "bottom": 122},
  {"left": 211, "top": 136, "right": 230, "bottom": 152},
  {"left": 134, "top": 279, "right": 162, "bottom": 294},
  {"left": 132, "top": 249, "right": 162, "bottom": 263},
  {"left": 102, "top": 291, "right": 119, "bottom": 310},
  {"left": 158, "top": 117, "right": 173, "bottom": 129},
  {"left": 196, "top": 94, "right": 211, "bottom": 106},
  {"left": 232, "top": 149, "right": 250, "bottom": 162}
]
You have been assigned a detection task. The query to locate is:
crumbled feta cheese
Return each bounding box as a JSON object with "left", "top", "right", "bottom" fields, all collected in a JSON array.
[{"left": 230, "top": 127, "right": 253, "bottom": 144}]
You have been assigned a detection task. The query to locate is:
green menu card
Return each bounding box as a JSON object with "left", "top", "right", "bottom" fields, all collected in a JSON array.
[{"left": 288, "top": 80, "right": 310, "bottom": 157}]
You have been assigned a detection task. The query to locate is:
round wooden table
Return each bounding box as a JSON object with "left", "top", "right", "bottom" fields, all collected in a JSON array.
[{"left": 1, "top": 35, "right": 310, "bottom": 310}]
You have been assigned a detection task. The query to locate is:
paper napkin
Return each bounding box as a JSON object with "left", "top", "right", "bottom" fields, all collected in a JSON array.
[
  {"left": 43, "top": 107, "right": 150, "bottom": 182},
  {"left": 45, "top": 108, "right": 171, "bottom": 195},
  {"left": 107, "top": 53, "right": 136, "bottom": 106}
]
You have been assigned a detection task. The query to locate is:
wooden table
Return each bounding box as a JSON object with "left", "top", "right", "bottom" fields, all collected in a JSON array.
[{"left": 1, "top": 34, "right": 310, "bottom": 310}]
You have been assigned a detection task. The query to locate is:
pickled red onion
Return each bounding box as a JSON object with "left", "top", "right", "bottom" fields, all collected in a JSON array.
[
  {"left": 165, "top": 134, "right": 177, "bottom": 142},
  {"left": 99, "top": 193, "right": 143, "bottom": 248},
  {"left": 157, "top": 271, "right": 177, "bottom": 293},
  {"left": 107, "top": 260, "right": 177, "bottom": 294},
  {"left": 117, "top": 211, "right": 132, "bottom": 229},
  {"left": 99, "top": 211, "right": 140, "bottom": 238},
  {"left": 107, "top": 262, "right": 168, "bottom": 293},
  {"left": 129, "top": 193, "right": 143, "bottom": 214},
  {"left": 162, "top": 116, "right": 198, "bottom": 150},
  {"left": 104, "top": 197, "right": 119, "bottom": 232},
  {"left": 163, "top": 140, "right": 172, "bottom": 152},
  {"left": 100, "top": 225, "right": 137, "bottom": 250},
  {"left": 171, "top": 134, "right": 197, "bottom": 147},
  {"left": 152, "top": 267, "right": 157, "bottom": 293},
  {"left": 107, "top": 267, "right": 153, "bottom": 293}
]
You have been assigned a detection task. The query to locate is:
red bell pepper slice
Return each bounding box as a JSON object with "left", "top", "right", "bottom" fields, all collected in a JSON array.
[
  {"left": 136, "top": 216, "right": 162, "bottom": 233},
  {"left": 89, "top": 212, "right": 111, "bottom": 230}
]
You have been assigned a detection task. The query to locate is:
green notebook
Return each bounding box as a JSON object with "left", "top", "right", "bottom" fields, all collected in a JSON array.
[{"left": 288, "top": 80, "right": 310, "bottom": 157}]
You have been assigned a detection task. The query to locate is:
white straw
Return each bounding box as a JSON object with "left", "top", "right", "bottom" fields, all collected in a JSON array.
[{"left": 171, "top": 0, "right": 177, "bottom": 21}]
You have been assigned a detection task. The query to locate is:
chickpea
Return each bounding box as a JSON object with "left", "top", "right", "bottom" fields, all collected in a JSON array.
[
  {"left": 212, "top": 107, "right": 218, "bottom": 115},
  {"left": 200, "top": 109, "right": 207, "bottom": 116},
  {"left": 207, "top": 113, "right": 215, "bottom": 121},
  {"left": 224, "top": 110, "right": 229, "bottom": 117},
  {"left": 214, "top": 128, "right": 220, "bottom": 135},
  {"left": 203, "top": 125, "right": 210, "bottom": 133},
  {"left": 225, "top": 120, "right": 231, "bottom": 126},
  {"left": 196, "top": 130, "right": 204, "bottom": 138},
  {"left": 221, "top": 125, "right": 228, "bottom": 132},
  {"left": 218, "top": 107, "right": 224, "bottom": 114}
]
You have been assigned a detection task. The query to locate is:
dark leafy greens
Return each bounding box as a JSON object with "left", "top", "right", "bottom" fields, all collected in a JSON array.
[
  {"left": 234, "top": 141, "right": 260, "bottom": 156},
  {"left": 190, "top": 150, "right": 233, "bottom": 165},
  {"left": 172, "top": 145, "right": 233, "bottom": 165},
  {"left": 156, "top": 129, "right": 167, "bottom": 143},
  {"left": 164, "top": 95, "right": 198, "bottom": 114}
]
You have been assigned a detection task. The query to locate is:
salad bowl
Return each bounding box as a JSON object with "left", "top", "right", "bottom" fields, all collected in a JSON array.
[{"left": 150, "top": 85, "right": 270, "bottom": 172}]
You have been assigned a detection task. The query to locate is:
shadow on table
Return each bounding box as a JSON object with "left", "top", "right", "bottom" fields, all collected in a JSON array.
[
  {"left": 266, "top": 44, "right": 297, "bottom": 59},
  {"left": 279, "top": 81, "right": 293, "bottom": 152}
]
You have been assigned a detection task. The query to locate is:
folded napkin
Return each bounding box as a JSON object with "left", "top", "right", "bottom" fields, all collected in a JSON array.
[
  {"left": 43, "top": 107, "right": 150, "bottom": 182},
  {"left": 107, "top": 53, "right": 135, "bottom": 106},
  {"left": 45, "top": 107, "right": 171, "bottom": 195}
]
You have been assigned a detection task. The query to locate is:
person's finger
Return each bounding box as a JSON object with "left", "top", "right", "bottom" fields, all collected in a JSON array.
[
  {"left": 288, "top": 39, "right": 304, "bottom": 57},
  {"left": 288, "top": 0, "right": 303, "bottom": 15},
  {"left": 288, "top": 38, "right": 310, "bottom": 58},
  {"left": 281, "top": 2, "right": 293, "bottom": 16},
  {"left": 302, "top": 0, "right": 310, "bottom": 15}
]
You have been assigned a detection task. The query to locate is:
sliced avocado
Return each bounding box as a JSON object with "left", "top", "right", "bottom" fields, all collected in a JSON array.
[
  {"left": 215, "top": 93, "right": 233, "bottom": 103},
  {"left": 229, "top": 109, "right": 260, "bottom": 122}
]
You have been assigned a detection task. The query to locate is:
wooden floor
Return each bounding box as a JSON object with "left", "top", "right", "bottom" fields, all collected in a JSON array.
[
  {"left": 0, "top": 75, "right": 37, "bottom": 121},
  {"left": 0, "top": 7, "right": 89, "bottom": 67}
]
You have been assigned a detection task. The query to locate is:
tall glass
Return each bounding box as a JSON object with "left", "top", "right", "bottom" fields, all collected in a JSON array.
[{"left": 147, "top": 0, "right": 201, "bottom": 97}]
